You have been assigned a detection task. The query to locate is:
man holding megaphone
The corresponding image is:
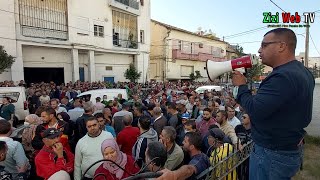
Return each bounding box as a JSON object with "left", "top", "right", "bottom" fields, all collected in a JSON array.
[{"left": 231, "top": 28, "right": 314, "bottom": 180}]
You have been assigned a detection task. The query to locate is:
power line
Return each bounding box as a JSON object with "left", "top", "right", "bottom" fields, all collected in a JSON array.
[
  {"left": 269, "top": 0, "right": 286, "bottom": 12},
  {"left": 309, "top": 33, "right": 320, "bottom": 56},
  {"left": 223, "top": 26, "right": 268, "bottom": 39}
]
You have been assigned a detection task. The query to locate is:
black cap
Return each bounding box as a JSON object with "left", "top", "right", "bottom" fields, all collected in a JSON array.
[
  {"left": 209, "top": 128, "right": 225, "bottom": 141},
  {"left": 41, "top": 128, "right": 62, "bottom": 139}
]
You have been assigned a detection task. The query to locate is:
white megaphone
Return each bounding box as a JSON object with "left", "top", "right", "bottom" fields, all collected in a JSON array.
[{"left": 206, "top": 54, "right": 258, "bottom": 81}]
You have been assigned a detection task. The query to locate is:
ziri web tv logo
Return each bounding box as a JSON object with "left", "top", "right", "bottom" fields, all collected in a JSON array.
[{"left": 263, "top": 12, "right": 315, "bottom": 28}]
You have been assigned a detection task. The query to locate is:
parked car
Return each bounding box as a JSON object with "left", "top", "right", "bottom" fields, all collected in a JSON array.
[
  {"left": 0, "top": 87, "right": 29, "bottom": 121},
  {"left": 195, "top": 85, "right": 223, "bottom": 94},
  {"left": 74, "top": 89, "right": 128, "bottom": 105}
]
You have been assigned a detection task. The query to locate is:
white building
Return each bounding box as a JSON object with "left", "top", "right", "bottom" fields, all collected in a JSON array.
[{"left": 0, "top": 0, "right": 150, "bottom": 85}]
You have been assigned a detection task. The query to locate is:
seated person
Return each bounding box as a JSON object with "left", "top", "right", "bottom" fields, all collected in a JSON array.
[
  {"left": 94, "top": 138, "right": 140, "bottom": 180},
  {"left": 35, "top": 128, "right": 74, "bottom": 180}
]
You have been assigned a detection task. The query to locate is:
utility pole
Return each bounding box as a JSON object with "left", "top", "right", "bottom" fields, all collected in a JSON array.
[{"left": 305, "top": 21, "right": 310, "bottom": 68}]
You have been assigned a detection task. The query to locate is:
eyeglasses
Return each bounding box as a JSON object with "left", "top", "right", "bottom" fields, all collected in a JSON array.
[{"left": 260, "top": 41, "right": 283, "bottom": 48}]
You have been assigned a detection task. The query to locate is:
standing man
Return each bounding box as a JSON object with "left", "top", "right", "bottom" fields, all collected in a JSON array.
[
  {"left": 0, "top": 97, "right": 15, "bottom": 125},
  {"left": 74, "top": 117, "right": 113, "bottom": 180},
  {"left": 232, "top": 28, "right": 314, "bottom": 179}
]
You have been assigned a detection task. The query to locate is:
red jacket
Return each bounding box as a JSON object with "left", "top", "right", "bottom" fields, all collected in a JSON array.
[
  {"left": 35, "top": 146, "right": 74, "bottom": 180},
  {"left": 94, "top": 155, "right": 139, "bottom": 180}
]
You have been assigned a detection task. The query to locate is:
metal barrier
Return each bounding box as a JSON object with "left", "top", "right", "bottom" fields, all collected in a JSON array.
[{"left": 197, "top": 141, "right": 254, "bottom": 180}]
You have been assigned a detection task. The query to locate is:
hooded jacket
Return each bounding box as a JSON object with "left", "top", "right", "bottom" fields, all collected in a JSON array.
[{"left": 132, "top": 128, "right": 158, "bottom": 167}]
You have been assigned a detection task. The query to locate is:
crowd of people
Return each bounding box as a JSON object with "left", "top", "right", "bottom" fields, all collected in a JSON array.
[{"left": 0, "top": 79, "right": 252, "bottom": 180}]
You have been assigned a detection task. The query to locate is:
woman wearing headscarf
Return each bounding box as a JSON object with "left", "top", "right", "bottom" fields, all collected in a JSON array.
[
  {"left": 94, "top": 139, "right": 139, "bottom": 180},
  {"left": 22, "top": 114, "right": 42, "bottom": 157}
]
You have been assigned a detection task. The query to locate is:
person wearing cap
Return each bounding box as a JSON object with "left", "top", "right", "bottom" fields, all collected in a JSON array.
[
  {"left": 35, "top": 128, "right": 74, "bottom": 180},
  {"left": 32, "top": 107, "right": 71, "bottom": 152},
  {"left": 207, "top": 128, "right": 236, "bottom": 180},
  {"left": 175, "top": 99, "right": 188, "bottom": 114}
]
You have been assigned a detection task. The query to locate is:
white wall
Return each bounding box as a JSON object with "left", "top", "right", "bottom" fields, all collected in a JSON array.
[
  {"left": 22, "top": 46, "right": 73, "bottom": 83},
  {"left": 0, "top": 0, "right": 17, "bottom": 82},
  {"left": 94, "top": 53, "right": 132, "bottom": 82},
  {"left": 166, "top": 59, "right": 209, "bottom": 81}
]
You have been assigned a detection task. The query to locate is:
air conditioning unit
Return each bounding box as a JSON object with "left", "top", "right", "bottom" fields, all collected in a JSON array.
[{"left": 199, "top": 43, "right": 204, "bottom": 48}]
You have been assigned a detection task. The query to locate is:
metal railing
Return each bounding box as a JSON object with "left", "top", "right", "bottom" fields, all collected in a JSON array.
[
  {"left": 197, "top": 141, "right": 254, "bottom": 180},
  {"left": 115, "top": 0, "right": 139, "bottom": 10}
]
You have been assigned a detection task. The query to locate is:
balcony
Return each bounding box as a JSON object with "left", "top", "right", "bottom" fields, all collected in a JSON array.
[
  {"left": 172, "top": 49, "right": 225, "bottom": 62},
  {"left": 109, "top": 0, "right": 140, "bottom": 15}
]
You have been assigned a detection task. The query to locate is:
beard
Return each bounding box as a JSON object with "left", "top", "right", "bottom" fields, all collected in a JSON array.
[{"left": 203, "top": 117, "right": 210, "bottom": 121}]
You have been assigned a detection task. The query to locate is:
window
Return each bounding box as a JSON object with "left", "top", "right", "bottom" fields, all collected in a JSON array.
[
  {"left": 178, "top": 40, "right": 182, "bottom": 50},
  {"left": 105, "top": 66, "right": 113, "bottom": 71},
  {"left": 94, "top": 25, "right": 104, "bottom": 37},
  {"left": 140, "top": 30, "right": 144, "bottom": 43}
]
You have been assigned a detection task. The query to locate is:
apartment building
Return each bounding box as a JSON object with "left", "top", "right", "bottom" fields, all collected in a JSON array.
[{"left": 0, "top": 0, "right": 150, "bottom": 84}]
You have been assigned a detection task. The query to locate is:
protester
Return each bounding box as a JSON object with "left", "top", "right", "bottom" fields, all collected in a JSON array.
[{"left": 35, "top": 128, "right": 74, "bottom": 179}]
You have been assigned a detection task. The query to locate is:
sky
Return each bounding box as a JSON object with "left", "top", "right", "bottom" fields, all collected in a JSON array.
[{"left": 150, "top": 0, "right": 320, "bottom": 58}]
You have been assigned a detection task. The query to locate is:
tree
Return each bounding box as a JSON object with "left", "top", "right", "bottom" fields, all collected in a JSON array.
[
  {"left": 124, "top": 63, "right": 141, "bottom": 82},
  {"left": 246, "top": 61, "right": 265, "bottom": 90},
  {"left": 189, "top": 70, "right": 203, "bottom": 81},
  {"left": 0, "top": 46, "right": 15, "bottom": 74}
]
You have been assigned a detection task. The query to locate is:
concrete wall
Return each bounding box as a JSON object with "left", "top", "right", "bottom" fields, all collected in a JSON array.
[
  {"left": 22, "top": 46, "right": 73, "bottom": 82},
  {"left": 0, "top": 0, "right": 17, "bottom": 82}
]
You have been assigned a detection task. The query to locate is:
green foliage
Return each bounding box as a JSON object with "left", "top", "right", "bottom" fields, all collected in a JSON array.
[
  {"left": 124, "top": 63, "right": 141, "bottom": 82},
  {"left": 246, "top": 61, "right": 265, "bottom": 89},
  {"left": 0, "top": 46, "right": 15, "bottom": 74}
]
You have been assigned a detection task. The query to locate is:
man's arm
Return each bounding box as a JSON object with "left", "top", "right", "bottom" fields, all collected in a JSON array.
[
  {"left": 237, "top": 73, "right": 294, "bottom": 122},
  {"left": 156, "top": 165, "right": 196, "bottom": 180},
  {"left": 73, "top": 142, "right": 82, "bottom": 180}
]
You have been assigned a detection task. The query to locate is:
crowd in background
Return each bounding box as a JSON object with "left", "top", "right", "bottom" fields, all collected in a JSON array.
[{"left": 0, "top": 80, "right": 252, "bottom": 180}]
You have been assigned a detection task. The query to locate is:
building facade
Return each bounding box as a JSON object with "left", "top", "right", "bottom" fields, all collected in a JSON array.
[
  {"left": 150, "top": 20, "right": 228, "bottom": 82},
  {"left": 0, "top": 0, "right": 150, "bottom": 84}
]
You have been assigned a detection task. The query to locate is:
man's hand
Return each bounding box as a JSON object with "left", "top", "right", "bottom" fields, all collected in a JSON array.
[
  {"left": 156, "top": 168, "right": 177, "bottom": 180},
  {"left": 16, "top": 163, "right": 29, "bottom": 173},
  {"left": 232, "top": 71, "right": 247, "bottom": 86},
  {"left": 52, "top": 142, "right": 64, "bottom": 158}
]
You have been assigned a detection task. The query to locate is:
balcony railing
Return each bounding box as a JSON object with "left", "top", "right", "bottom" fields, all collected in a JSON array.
[
  {"left": 113, "top": 34, "right": 138, "bottom": 49},
  {"left": 172, "top": 49, "right": 225, "bottom": 62},
  {"left": 114, "top": 0, "right": 139, "bottom": 10}
]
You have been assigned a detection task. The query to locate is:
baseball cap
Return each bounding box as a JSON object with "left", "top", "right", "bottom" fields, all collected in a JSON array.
[
  {"left": 181, "top": 113, "right": 190, "bottom": 119},
  {"left": 209, "top": 128, "right": 225, "bottom": 141},
  {"left": 41, "top": 128, "right": 62, "bottom": 139}
]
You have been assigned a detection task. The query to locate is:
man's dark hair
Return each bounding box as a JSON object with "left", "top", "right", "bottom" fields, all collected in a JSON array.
[
  {"left": 264, "top": 28, "right": 297, "bottom": 52},
  {"left": 217, "top": 110, "right": 228, "bottom": 119},
  {"left": 134, "top": 104, "right": 143, "bottom": 114},
  {"left": 146, "top": 141, "right": 167, "bottom": 167},
  {"left": 203, "top": 108, "right": 212, "bottom": 113},
  {"left": 163, "top": 126, "right": 176, "bottom": 142},
  {"left": 185, "top": 132, "right": 202, "bottom": 150},
  {"left": 0, "top": 120, "right": 11, "bottom": 134},
  {"left": 139, "top": 116, "right": 151, "bottom": 130},
  {"left": 94, "top": 113, "right": 104, "bottom": 119},
  {"left": 43, "top": 107, "right": 57, "bottom": 116},
  {"left": 214, "top": 99, "right": 221, "bottom": 105},
  {"left": 85, "top": 116, "right": 97, "bottom": 126},
  {"left": 184, "top": 120, "right": 196, "bottom": 130},
  {"left": 0, "top": 141, "right": 6, "bottom": 152},
  {"left": 167, "top": 102, "right": 177, "bottom": 110}
]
